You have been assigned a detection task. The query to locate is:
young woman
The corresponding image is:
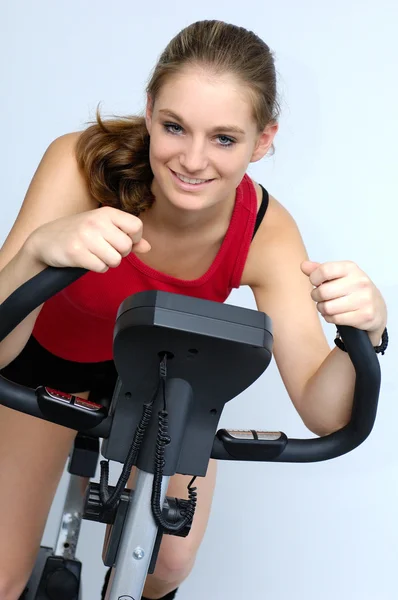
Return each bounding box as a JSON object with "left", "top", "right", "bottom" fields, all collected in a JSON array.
[{"left": 0, "top": 19, "right": 387, "bottom": 600}]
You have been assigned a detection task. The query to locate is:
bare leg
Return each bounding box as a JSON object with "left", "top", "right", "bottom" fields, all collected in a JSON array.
[
  {"left": 137, "top": 460, "right": 217, "bottom": 599},
  {"left": 0, "top": 392, "right": 90, "bottom": 600}
]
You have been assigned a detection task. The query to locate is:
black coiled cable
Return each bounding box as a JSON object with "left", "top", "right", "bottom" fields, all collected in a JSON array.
[
  {"left": 150, "top": 373, "right": 197, "bottom": 533},
  {"left": 98, "top": 354, "right": 197, "bottom": 534},
  {"left": 98, "top": 382, "right": 159, "bottom": 515}
]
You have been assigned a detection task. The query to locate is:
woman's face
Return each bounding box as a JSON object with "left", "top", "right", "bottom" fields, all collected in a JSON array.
[{"left": 145, "top": 67, "right": 277, "bottom": 214}]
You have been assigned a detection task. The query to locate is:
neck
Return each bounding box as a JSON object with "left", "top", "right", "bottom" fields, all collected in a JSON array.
[{"left": 144, "top": 180, "right": 236, "bottom": 236}]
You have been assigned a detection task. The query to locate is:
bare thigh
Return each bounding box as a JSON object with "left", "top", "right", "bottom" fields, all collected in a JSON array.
[
  {"left": 102, "top": 460, "right": 217, "bottom": 597},
  {"left": 0, "top": 392, "right": 90, "bottom": 598},
  {"left": 126, "top": 459, "right": 218, "bottom": 593}
]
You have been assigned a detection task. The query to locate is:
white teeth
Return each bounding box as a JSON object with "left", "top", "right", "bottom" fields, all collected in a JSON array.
[{"left": 175, "top": 172, "right": 209, "bottom": 185}]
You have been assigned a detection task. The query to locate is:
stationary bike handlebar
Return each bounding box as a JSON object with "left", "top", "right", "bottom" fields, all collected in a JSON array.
[{"left": 0, "top": 266, "right": 382, "bottom": 463}]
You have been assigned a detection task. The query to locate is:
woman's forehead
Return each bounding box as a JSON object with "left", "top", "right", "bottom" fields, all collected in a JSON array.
[{"left": 153, "top": 70, "right": 255, "bottom": 128}]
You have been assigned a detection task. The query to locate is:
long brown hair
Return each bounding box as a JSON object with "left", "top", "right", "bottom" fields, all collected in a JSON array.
[{"left": 75, "top": 20, "right": 281, "bottom": 216}]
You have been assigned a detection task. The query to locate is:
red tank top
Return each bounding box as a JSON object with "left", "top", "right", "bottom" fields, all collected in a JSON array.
[{"left": 32, "top": 173, "right": 258, "bottom": 362}]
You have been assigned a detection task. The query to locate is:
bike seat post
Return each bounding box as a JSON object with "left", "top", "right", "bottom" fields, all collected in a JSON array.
[
  {"left": 54, "top": 474, "right": 87, "bottom": 560},
  {"left": 105, "top": 376, "right": 193, "bottom": 599},
  {"left": 105, "top": 469, "right": 170, "bottom": 600}
]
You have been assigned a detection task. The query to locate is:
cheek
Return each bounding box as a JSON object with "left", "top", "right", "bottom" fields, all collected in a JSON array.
[
  {"left": 220, "top": 149, "right": 249, "bottom": 177},
  {"left": 149, "top": 143, "right": 169, "bottom": 177},
  {"left": 149, "top": 135, "right": 177, "bottom": 166}
]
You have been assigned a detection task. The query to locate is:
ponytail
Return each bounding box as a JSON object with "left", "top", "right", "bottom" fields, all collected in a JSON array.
[{"left": 75, "top": 107, "right": 155, "bottom": 215}]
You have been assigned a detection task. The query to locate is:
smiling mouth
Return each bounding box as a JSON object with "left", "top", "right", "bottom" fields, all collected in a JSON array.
[{"left": 171, "top": 169, "right": 214, "bottom": 184}]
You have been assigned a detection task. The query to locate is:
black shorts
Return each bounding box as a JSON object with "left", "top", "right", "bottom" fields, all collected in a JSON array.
[{"left": 0, "top": 335, "right": 118, "bottom": 402}]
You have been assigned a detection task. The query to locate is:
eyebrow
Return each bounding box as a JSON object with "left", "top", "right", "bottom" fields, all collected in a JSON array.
[{"left": 158, "top": 109, "right": 246, "bottom": 135}]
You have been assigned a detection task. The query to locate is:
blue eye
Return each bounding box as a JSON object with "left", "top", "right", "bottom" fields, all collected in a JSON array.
[
  {"left": 163, "top": 122, "right": 236, "bottom": 148},
  {"left": 217, "top": 135, "right": 235, "bottom": 147},
  {"left": 164, "top": 123, "right": 183, "bottom": 135}
]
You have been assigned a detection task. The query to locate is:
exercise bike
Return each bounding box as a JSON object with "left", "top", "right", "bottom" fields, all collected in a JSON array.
[{"left": 0, "top": 266, "right": 381, "bottom": 599}]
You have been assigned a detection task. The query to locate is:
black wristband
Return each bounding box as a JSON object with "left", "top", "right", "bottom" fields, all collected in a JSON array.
[{"left": 334, "top": 327, "right": 388, "bottom": 355}]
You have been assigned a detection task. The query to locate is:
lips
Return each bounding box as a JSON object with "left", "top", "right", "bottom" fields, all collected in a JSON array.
[{"left": 171, "top": 169, "right": 213, "bottom": 183}]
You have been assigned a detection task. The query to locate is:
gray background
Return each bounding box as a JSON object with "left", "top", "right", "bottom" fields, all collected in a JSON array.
[{"left": 1, "top": 1, "right": 397, "bottom": 599}]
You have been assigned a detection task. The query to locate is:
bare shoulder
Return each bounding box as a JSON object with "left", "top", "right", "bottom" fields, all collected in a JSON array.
[
  {"left": 242, "top": 185, "right": 300, "bottom": 288},
  {"left": 25, "top": 130, "right": 96, "bottom": 213},
  {"left": 0, "top": 131, "right": 97, "bottom": 270},
  {"left": 42, "top": 131, "right": 84, "bottom": 164},
  {"left": 37, "top": 131, "right": 93, "bottom": 202}
]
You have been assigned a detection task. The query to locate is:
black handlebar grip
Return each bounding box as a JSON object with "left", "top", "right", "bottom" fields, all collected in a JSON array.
[{"left": 0, "top": 266, "right": 87, "bottom": 342}]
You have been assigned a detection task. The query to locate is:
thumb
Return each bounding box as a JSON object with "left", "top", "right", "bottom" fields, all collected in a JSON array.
[
  {"left": 300, "top": 260, "right": 321, "bottom": 276},
  {"left": 132, "top": 238, "right": 152, "bottom": 254}
]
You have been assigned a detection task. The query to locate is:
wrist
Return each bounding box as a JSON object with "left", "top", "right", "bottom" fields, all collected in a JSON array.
[
  {"left": 19, "top": 237, "right": 48, "bottom": 275},
  {"left": 21, "top": 234, "right": 46, "bottom": 268},
  {"left": 335, "top": 324, "right": 388, "bottom": 355},
  {"left": 367, "top": 326, "right": 386, "bottom": 347}
]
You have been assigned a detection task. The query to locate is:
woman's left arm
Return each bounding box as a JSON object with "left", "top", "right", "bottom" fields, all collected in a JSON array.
[{"left": 248, "top": 195, "right": 387, "bottom": 437}]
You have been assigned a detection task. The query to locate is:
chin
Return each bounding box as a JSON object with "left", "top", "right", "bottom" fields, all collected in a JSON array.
[{"left": 166, "top": 190, "right": 210, "bottom": 211}]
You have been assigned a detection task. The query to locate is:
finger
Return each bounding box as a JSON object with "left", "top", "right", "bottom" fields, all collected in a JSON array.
[
  {"left": 89, "top": 236, "right": 126, "bottom": 268},
  {"left": 103, "top": 221, "right": 151, "bottom": 255},
  {"left": 131, "top": 238, "right": 152, "bottom": 253},
  {"left": 321, "top": 309, "right": 368, "bottom": 329},
  {"left": 102, "top": 227, "right": 134, "bottom": 257},
  {"left": 311, "top": 277, "right": 351, "bottom": 303},
  {"left": 317, "top": 295, "right": 355, "bottom": 317},
  {"left": 300, "top": 260, "right": 321, "bottom": 275},
  {"left": 78, "top": 249, "right": 111, "bottom": 273},
  {"left": 316, "top": 289, "right": 370, "bottom": 318},
  {"left": 309, "top": 261, "right": 356, "bottom": 287},
  {"left": 106, "top": 208, "right": 144, "bottom": 245}
]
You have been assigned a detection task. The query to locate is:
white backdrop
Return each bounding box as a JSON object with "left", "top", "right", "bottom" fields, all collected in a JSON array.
[{"left": 1, "top": 1, "right": 397, "bottom": 599}]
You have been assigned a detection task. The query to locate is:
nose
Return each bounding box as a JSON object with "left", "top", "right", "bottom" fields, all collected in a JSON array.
[{"left": 179, "top": 138, "right": 209, "bottom": 174}]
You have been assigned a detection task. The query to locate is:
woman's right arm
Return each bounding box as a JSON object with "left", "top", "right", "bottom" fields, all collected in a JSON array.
[
  {"left": 0, "top": 249, "right": 48, "bottom": 369},
  {"left": 0, "top": 132, "right": 150, "bottom": 370},
  {"left": 0, "top": 132, "right": 98, "bottom": 369}
]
